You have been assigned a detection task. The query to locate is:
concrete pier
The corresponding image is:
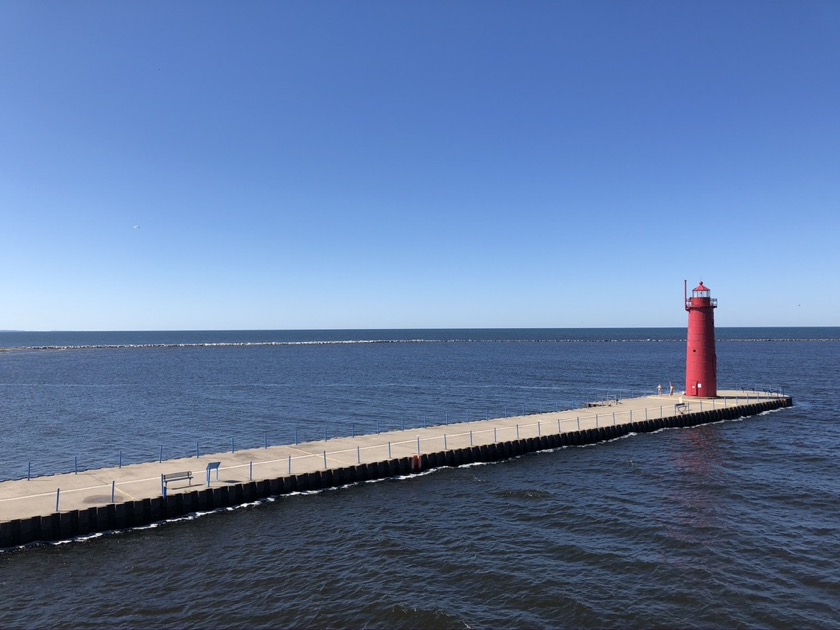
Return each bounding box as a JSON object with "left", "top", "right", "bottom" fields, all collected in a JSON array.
[{"left": 0, "top": 391, "right": 791, "bottom": 549}]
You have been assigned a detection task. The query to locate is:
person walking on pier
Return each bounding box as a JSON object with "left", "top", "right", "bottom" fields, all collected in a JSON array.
[
  {"left": 669, "top": 383, "right": 675, "bottom": 396},
  {"left": 658, "top": 384, "right": 663, "bottom": 395}
]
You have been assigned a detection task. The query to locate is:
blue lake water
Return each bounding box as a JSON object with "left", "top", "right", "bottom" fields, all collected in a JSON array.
[{"left": 0, "top": 328, "right": 838, "bottom": 628}]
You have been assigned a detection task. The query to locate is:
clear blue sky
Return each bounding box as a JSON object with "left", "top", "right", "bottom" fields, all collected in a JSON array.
[{"left": 2, "top": 1, "right": 838, "bottom": 330}]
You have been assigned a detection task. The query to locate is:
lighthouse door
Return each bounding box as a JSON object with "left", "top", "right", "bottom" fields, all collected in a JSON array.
[{"left": 690, "top": 381, "right": 699, "bottom": 396}]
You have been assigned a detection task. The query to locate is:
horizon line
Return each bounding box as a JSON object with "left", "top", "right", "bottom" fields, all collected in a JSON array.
[{"left": 2, "top": 325, "right": 838, "bottom": 334}]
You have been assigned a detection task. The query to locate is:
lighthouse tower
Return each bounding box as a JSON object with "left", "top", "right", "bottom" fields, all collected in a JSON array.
[{"left": 685, "top": 281, "right": 718, "bottom": 398}]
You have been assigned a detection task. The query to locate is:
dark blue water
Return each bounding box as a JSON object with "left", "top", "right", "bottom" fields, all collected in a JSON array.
[{"left": 0, "top": 328, "right": 838, "bottom": 628}]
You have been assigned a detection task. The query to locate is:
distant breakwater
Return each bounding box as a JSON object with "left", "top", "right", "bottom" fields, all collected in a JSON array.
[{"left": 2, "top": 339, "right": 838, "bottom": 353}]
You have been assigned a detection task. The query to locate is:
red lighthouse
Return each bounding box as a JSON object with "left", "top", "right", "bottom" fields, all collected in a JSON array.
[{"left": 685, "top": 281, "right": 718, "bottom": 398}]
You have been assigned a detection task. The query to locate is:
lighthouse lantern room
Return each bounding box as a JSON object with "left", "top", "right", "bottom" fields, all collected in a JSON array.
[{"left": 685, "top": 280, "right": 718, "bottom": 398}]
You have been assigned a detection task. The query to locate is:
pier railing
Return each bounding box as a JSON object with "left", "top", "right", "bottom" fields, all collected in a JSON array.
[
  {"left": 8, "top": 388, "right": 787, "bottom": 484},
  {"left": 220, "top": 390, "right": 789, "bottom": 480},
  {"left": 2, "top": 390, "right": 791, "bottom": 519}
]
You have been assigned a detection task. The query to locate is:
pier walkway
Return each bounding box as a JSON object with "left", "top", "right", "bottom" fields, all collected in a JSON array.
[{"left": 0, "top": 391, "right": 791, "bottom": 548}]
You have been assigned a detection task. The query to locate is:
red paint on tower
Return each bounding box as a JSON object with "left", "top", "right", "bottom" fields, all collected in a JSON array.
[{"left": 685, "top": 281, "right": 718, "bottom": 397}]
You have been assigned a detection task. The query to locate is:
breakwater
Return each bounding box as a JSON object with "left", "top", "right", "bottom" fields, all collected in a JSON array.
[{"left": 0, "top": 394, "right": 791, "bottom": 550}]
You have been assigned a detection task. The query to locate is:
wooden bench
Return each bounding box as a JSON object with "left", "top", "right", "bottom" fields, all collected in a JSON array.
[
  {"left": 161, "top": 471, "right": 193, "bottom": 498},
  {"left": 587, "top": 398, "right": 618, "bottom": 408}
]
